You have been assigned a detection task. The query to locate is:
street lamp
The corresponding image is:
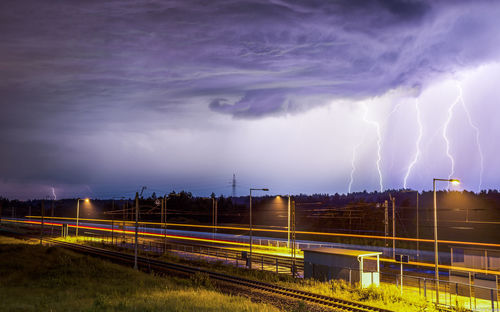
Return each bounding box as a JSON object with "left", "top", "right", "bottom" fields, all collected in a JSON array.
[
  {"left": 76, "top": 198, "right": 90, "bottom": 237},
  {"left": 161, "top": 193, "right": 182, "bottom": 252},
  {"left": 200, "top": 196, "right": 218, "bottom": 241},
  {"left": 433, "top": 178, "right": 459, "bottom": 304},
  {"left": 402, "top": 189, "right": 420, "bottom": 259},
  {"left": 287, "top": 195, "right": 291, "bottom": 250},
  {"left": 274, "top": 195, "right": 291, "bottom": 251},
  {"left": 249, "top": 188, "right": 269, "bottom": 268}
]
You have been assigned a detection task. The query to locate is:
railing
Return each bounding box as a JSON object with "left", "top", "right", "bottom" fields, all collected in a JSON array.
[
  {"left": 76, "top": 232, "right": 500, "bottom": 312},
  {"left": 79, "top": 232, "right": 305, "bottom": 277},
  {"left": 2, "top": 220, "right": 499, "bottom": 311}
]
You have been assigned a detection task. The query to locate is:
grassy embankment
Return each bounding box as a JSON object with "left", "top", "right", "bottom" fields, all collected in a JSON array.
[
  {"left": 71, "top": 236, "right": 456, "bottom": 312},
  {"left": 0, "top": 235, "right": 279, "bottom": 311}
]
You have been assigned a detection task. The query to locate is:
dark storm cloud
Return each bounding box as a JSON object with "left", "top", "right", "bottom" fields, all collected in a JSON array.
[
  {"left": 1, "top": 0, "right": 500, "bottom": 193},
  {"left": 1, "top": 0, "right": 499, "bottom": 123}
]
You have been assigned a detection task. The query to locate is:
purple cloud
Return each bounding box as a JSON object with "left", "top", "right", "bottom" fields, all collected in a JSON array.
[{"left": 1, "top": 0, "right": 500, "bottom": 197}]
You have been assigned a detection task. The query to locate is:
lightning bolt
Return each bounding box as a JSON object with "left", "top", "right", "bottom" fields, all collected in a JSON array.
[
  {"left": 348, "top": 143, "right": 361, "bottom": 193},
  {"left": 443, "top": 90, "right": 460, "bottom": 185},
  {"left": 403, "top": 99, "right": 423, "bottom": 189},
  {"left": 456, "top": 83, "right": 484, "bottom": 193},
  {"left": 51, "top": 187, "right": 57, "bottom": 200},
  {"left": 362, "top": 103, "right": 384, "bottom": 192}
]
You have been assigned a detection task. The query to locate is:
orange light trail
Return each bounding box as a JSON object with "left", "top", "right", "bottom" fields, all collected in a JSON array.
[
  {"left": 5, "top": 219, "right": 500, "bottom": 276},
  {"left": 7, "top": 219, "right": 249, "bottom": 247},
  {"left": 367, "top": 256, "right": 500, "bottom": 276},
  {"left": 25, "top": 216, "right": 500, "bottom": 249}
]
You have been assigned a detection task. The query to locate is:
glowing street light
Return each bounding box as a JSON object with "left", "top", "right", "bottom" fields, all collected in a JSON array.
[
  {"left": 249, "top": 187, "right": 269, "bottom": 268},
  {"left": 433, "top": 178, "right": 460, "bottom": 304},
  {"left": 286, "top": 195, "right": 291, "bottom": 250},
  {"left": 273, "top": 195, "right": 291, "bottom": 251},
  {"left": 76, "top": 198, "right": 90, "bottom": 237}
]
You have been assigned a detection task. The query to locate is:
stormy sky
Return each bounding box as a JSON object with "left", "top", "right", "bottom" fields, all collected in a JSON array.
[{"left": 1, "top": 0, "right": 500, "bottom": 199}]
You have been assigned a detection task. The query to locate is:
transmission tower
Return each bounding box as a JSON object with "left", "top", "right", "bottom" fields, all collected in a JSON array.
[{"left": 232, "top": 173, "right": 236, "bottom": 198}]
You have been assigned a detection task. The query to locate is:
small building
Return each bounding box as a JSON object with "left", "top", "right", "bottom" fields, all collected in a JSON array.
[
  {"left": 450, "top": 246, "right": 499, "bottom": 300},
  {"left": 303, "top": 247, "right": 382, "bottom": 288}
]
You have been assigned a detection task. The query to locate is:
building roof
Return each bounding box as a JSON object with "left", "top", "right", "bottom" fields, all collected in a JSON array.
[{"left": 303, "top": 247, "right": 382, "bottom": 258}]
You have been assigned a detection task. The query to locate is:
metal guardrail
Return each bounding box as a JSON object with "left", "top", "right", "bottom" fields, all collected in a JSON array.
[
  {"left": 49, "top": 239, "right": 393, "bottom": 312},
  {"left": 80, "top": 232, "right": 500, "bottom": 312},
  {"left": 2, "top": 220, "right": 499, "bottom": 311}
]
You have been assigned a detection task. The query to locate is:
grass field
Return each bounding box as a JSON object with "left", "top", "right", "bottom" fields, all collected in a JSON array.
[
  {"left": 0, "top": 236, "right": 279, "bottom": 311},
  {"left": 73, "top": 236, "right": 445, "bottom": 311}
]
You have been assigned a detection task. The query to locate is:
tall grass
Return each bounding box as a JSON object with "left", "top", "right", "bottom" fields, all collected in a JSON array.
[
  {"left": 0, "top": 236, "right": 278, "bottom": 311},
  {"left": 56, "top": 236, "right": 448, "bottom": 311}
]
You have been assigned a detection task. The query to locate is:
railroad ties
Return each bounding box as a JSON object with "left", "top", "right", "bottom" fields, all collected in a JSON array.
[{"left": 48, "top": 239, "right": 392, "bottom": 312}]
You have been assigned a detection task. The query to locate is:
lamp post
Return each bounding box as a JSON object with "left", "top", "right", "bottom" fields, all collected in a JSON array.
[
  {"left": 403, "top": 189, "right": 420, "bottom": 259},
  {"left": 200, "top": 196, "right": 217, "bottom": 241},
  {"left": 76, "top": 198, "right": 90, "bottom": 237},
  {"left": 249, "top": 188, "right": 269, "bottom": 268},
  {"left": 134, "top": 192, "right": 139, "bottom": 270},
  {"left": 162, "top": 193, "right": 181, "bottom": 252},
  {"left": 433, "top": 178, "right": 460, "bottom": 305},
  {"left": 287, "top": 195, "right": 291, "bottom": 250}
]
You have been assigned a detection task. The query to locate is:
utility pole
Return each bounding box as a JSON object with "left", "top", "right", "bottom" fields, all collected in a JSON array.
[
  {"left": 384, "top": 200, "right": 389, "bottom": 249},
  {"left": 111, "top": 200, "right": 114, "bottom": 244},
  {"left": 40, "top": 200, "right": 45, "bottom": 245},
  {"left": 214, "top": 197, "right": 218, "bottom": 238},
  {"left": 50, "top": 200, "right": 54, "bottom": 237},
  {"left": 392, "top": 196, "right": 396, "bottom": 258},
  {"left": 291, "top": 200, "right": 296, "bottom": 278},
  {"left": 416, "top": 192, "right": 419, "bottom": 260},
  {"left": 287, "top": 195, "right": 291, "bottom": 249},
  {"left": 162, "top": 195, "right": 167, "bottom": 252},
  {"left": 134, "top": 192, "right": 139, "bottom": 270},
  {"left": 212, "top": 197, "right": 216, "bottom": 241},
  {"left": 249, "top": 190, "right": 253, "bottom": 268}
]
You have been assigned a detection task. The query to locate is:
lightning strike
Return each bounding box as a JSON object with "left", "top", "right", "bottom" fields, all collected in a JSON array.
[
  {"left": 348, "top": 143, "right": 360, "bottom": 193},
  {"left": 51, "top": 187, "right": 57, "bottom": 200},
  {"left": 362, "top": 103, "right": 384, "bottom": 192},
  {"left": 443, "top": 91, "right": 460, "bottom": 185},
  {"left": 403, "top": 99, "right": 423, "bottom": 189},
  {"left": 456, "top": 83, "right": 484, "bottom": 193}
]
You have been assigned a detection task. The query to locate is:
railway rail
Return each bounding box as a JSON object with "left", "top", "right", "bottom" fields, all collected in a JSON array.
[{"left": 47, "top": 239, "right": 392, "bottom": 312}]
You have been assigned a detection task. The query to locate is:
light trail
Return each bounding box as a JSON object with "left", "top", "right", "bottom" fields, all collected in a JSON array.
[
  {"left": 6, "top": 219, "right": 500, "bottom": 276},
  {"left": 443, "top": 91, "right": 460, "bottom": 185},
  {"left": 403, "top": 99, "right": 423, "bottom": 189},
  {"left": 456, "top": 83, "right": 484, "bottom": 193},
  {"left": 51, "top": 187, "right": 57, "bottom": 200},
  {"left": 8, "top": 218, "right": 500, "bottom": 277},
  {"left": 362, "top": 102, "right": 383, "bottom": 192},
  {"left": 367, "top": 256, "right": 500, "bottom": 276},
  {"left": 23, "top": 216, "right": 500, "bottom": 249}
]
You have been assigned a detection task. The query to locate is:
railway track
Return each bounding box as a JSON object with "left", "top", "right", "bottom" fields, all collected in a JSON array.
[{"left": 47, "top": 239, "right": 392, "bottom": 312}]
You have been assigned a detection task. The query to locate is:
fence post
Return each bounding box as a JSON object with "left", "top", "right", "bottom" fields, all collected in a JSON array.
[
  {"left": 469, "top": 272, "right": 472, "bottom": 310},
  {"left": 424, "top": 278, "right": 427, "bottom": 298},
  {"left": 491, "top": 289, "right": 495, "bottom": 312},
  {"left": 276, "top": 258, "right": 279, "bottom": 273}
]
